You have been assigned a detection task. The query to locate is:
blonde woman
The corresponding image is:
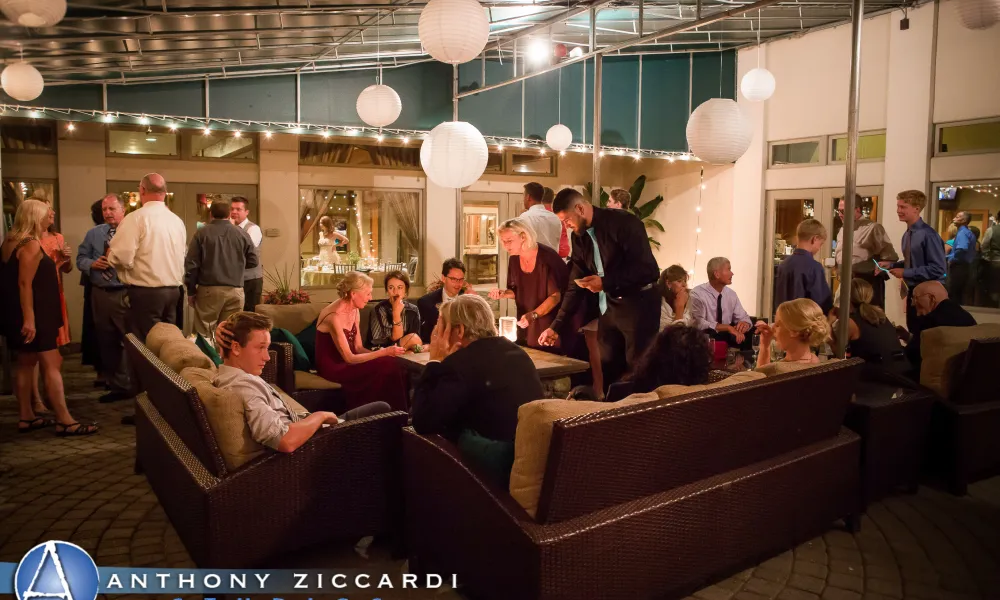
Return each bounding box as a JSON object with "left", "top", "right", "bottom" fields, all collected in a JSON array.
[
  {"left": 315, "top": 271, "right": 409, "bottom": 411},
  {"left": 1, "top": 200, "right": 97, "bottom": 436},
  {"left": 489, "top": 218, "right": 571, "bottom": 351},
  {"left": 831, "top": 278, "right": 911, "bottom": 376},
  {"left": 754, "top": 298, "right": 830, "bottom": 368}
]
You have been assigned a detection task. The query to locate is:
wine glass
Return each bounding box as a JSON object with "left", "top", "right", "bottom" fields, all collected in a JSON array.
[{"left": 752, "top": 332, "right": 761, "bottom": 355}]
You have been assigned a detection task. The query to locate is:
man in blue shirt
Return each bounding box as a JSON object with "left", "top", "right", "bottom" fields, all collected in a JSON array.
[
  {"left": 76, "top": 194, "right": 131, "bottom": 403},
  {"left": 775, "top": 218, "right": 833, "bottom": 314},
  {"left": 947, "top": 211, "right": 977, "bottom": 303},
  {"left": 878, "top": 190, "right": 947, "bottom": 330}
]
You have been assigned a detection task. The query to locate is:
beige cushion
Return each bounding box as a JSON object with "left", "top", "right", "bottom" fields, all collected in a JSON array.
[
  {"left": 159, "top": 339, "right": 216, "bottom": 374},
  {"left": 294, "top": 370, "right": 342, "bottom": 390},
  {"left": 255, "top": 303, "right": 326, "bottom": 335},
  {"left": 920, "top": 324, "right": 1000, "bottom": 397},
  {"left": 179, "top": 367, "right": 266, "bottom": 472},
  {"left": 146, "top": 322, "right": 185, "bottom": 356},
  {"left": 754, "top": 357, "right": 841, "bottom": 377},
  {"left": 653, "top": 369, "right": 766, "bottom": 398}
]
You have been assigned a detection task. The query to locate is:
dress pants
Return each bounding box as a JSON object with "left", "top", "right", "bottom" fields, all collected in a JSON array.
[
  {"left": 597, "top": 286, "right": 661, "bottom": 391},
  {"left": 948, "top": 261, "right": 971, "bottom": 305},
  {"left": 243, "top": 277, "right": 264, "bottom": 312},
  {"left": 125, "top": 285, "right": 182, "bottom": 342},
  {"left": 192, "top": 285, "right": 245, "bottom": 340},
  {"left": 91, "top": 286, "right": 130, "bottom": 394}
]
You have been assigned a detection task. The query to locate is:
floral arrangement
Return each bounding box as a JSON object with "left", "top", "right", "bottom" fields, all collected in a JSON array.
[
  {"left": 346, "top": 250, "right": 361, "bottom": 266},
  {"left": 263, "top": 265, "right": 311, "bottom": 305}
]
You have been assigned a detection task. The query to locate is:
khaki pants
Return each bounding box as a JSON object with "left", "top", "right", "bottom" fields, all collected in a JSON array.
[{"left": 192, "top": 286, "right": 245, "bottom": 341}]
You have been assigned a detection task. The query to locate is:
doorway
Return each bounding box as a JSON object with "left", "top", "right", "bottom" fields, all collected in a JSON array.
[{"left": 460, "top": 191, "right": 524, "bottom": 318}]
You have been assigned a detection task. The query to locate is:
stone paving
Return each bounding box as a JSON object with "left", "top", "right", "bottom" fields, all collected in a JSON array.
[{"left": 2, "top": 355, "right": 1000, "bottom": 600}]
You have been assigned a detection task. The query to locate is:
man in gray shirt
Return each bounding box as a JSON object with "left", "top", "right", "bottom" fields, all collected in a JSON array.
[
  {"left": 214, "top": 312, "right": 390, "bottom": 452},
  {"left": 185, "top": 200, "right": 259, "bottom": 341}
]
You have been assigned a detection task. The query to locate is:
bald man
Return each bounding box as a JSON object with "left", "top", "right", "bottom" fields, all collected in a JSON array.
[
  {"left": 108, "top": 173, "right": 188, "bottom": 342},
  {"left": 903, "top": 281, "right": 976, "bottom": 377}
]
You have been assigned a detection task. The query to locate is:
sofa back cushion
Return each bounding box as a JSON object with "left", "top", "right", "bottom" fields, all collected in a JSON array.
[
  {"left": 920, "top": 324, "right": 1000, "bottom": 398},
  {"left": 180, "top": 367, "right": 267, "bottom": 471},
  {"left": 513, "top": 361, "right": 861, "bottom": 523},
  {"left": 159, "top": 339, "right": 216, "bottom": 374},
  {"left": 256, "top": 303, "right": 325, "bottom": 336},
  {"left": 146, "top": 322, "right": 186, "bottom": 355}
]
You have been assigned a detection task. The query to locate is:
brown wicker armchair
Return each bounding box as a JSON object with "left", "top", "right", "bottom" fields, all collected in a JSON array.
[
  {"left": 404, "top": 359, "right": 865, "bottom": 600},
  {"left": 125, "top": 334, "right": 408, "bottom": 568}
]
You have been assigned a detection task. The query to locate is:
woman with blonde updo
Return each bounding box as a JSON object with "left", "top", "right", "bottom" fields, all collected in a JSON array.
[
  {"left": 315, "top": 271, "right": 409, "bottom": 410},
  {"left": 830, "top": 278, "right": 911, "bottom": 376},
  {"left": 754, "top": 298, "right": 830, "bottom": 368}
]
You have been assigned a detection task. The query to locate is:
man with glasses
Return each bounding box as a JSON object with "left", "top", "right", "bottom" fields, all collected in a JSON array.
[
  {"left": 417, "top": 258, "right": 468, "bottom": 342},
  {"left": 835, "top": 195, "right": 898, "bottom": 309}
]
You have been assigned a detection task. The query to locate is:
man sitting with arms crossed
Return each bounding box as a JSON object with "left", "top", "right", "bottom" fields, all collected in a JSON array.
[{"left": 214, "top": 312, "right": 391, "bottom": 453}]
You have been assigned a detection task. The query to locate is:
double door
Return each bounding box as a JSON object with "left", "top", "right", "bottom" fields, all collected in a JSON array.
[
  {"left": 762, "top": 186, "right": 883, "bottom": 318},
  {"left": 460, "top": 191, "right": 525, "bottom": 318}
]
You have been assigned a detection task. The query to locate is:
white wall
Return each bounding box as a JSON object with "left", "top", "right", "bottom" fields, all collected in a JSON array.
[{"left": 933, "top": 0, "right": 1000, "bottom": 123}]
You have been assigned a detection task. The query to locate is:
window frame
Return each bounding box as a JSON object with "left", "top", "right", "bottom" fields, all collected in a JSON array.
[
  {"left": 828, "top": 129, "right": 887, "bottom": 164},
  {"left": 934, "top": 117, "right": 1000, "bottom": 158},
  {"left": 0, "top": 117, "right": 58, "bottom": 155},
  {"left": 181, "top": 129, "right": 259, "bottom": 163},
  {"left": 105, "top": 124, "right": 181, "bottom": 159},
  {"left": 297, "top": 185, "right": 426, "bottom": 291},
  {"left": 767, "top": 135, "right": 828, "bottom": 169},
  {"left": 506, "top": 150, "right": 558, "bottom": 177},
  {"left": 298, "top": 136, "right": 424, "bottom": 171}
]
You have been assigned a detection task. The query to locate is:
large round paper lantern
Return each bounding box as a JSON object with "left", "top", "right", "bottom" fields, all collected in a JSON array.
[
  {"left": 955, "top": 0, "right": 999, "bottom": 29},
  {"left": 420, "top": 121, "right": 488, "bottom": 189},
  {"left": 0, "top": 0, "right": 66, "bottom": 27},
  {"left": 356, "top": 84, "right": 402, "bottom": 128},
  {"left": 545, "top": 124, "right": 573, "bottom": 152},
  {"left": 685, "top": 98, "right": 753, "bottom": 165},
  {"left": 1, "top": 62, "right": 44, "bottom": 101},
  {"left": 418, "top": 0, "right": 490, "bottom": 64},
  {"left": 740, "top": 67, "right": 776, "bottom": 102}
]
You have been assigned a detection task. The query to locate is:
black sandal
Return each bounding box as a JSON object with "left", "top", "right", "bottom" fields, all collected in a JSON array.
[
  {"left": 55, "top": 422, "right": 99, "bottom": 437},
  {"left": 18, "top": 417, "right": 56, "bottom": 433}
]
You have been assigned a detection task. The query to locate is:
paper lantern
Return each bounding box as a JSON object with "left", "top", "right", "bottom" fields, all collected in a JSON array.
[
  {"left": 0, "top": 0, "right": 66, "bottom": 27},
  {"left": 418, "top": 0, "right": 490, "bottom": 64},
  {"left": 955, "top": 0, "right": 999, "bottom": 29},
  {"left": 356, "top": 84, "right": 402, "bottom": 128},
  {"left": 545, "top": 124, "right": 573, "bottom": 152},
  {"left": 419, "top": 121, "right": 488, "bottom": 189},
  {"left": 685, "top": 98, "right": 753, "bottom": 165},
  {"left": 740, "top": 67, "right": 776, "bottom": 102},
  {"left": 1, "top": 62, "right": 44, "bottom": 102}
]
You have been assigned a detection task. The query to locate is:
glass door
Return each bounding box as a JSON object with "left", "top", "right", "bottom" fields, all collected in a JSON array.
[
  {"left": 828, "top": 186, "right": 883, "bottom": 299},
  {"left": 762, "top": 189, "right": 829, "bottom": 318},
  {"left": 460, "top": 191, "right": 523, "bottom": 318}
]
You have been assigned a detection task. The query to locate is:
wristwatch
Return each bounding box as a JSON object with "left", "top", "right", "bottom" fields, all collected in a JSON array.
[{"left": 530, "top": 311, "right": 539, "bottom": 321}]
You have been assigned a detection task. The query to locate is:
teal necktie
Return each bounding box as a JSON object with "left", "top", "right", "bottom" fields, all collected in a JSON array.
[{"left": 586, "top": 228, "right": 607, "bottom": 315}]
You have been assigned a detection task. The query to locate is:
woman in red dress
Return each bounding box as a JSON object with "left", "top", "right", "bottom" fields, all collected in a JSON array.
[{"left": 315, "top": 271, "right": 410, "bottom": 411}]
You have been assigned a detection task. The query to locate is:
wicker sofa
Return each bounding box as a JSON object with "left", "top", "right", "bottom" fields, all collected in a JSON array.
[
  {"left": 126, "top": 324, "right": 408, "bottom": 568},
  {"left": 403, "top": 359, "right": 865, "bottom": 600}
]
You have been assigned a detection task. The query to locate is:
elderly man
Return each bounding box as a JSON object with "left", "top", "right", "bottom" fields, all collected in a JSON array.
[
  {"left": 214, "top": 312, "right": 390, "bottom": 452},
  {"left": 902, "top": 281, "right": 976, "bottom": 378},
  {"left": 835, "top": 195, "right": 898, "bottom": 308},
  {"left": 947, "top": 211, "right": 977, "bottom": 303},
  {"left": 690, "top": 257, "right": 753, "bottom": 349},
  {"left": 229, "top": 197, "right": 264, "bottom": 312},
  {"left": 519, "top": 182, "right": 563, "bottom": 252},
  {"left": 77, "top": 194, "right": 131, "bottom": 403},
  {"left": 108, "top": 173, "right": 187, "bottom": 341}
]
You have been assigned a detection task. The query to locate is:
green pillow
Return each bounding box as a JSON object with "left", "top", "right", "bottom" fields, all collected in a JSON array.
[
  {"left": 194, "top": 334, "right": 222, "bottom": 366},
  {"left": 457, "top": 429, "right": 515, "bottom": 487},
  {"left": 271, "top": 328, "right": 311, "bottom": 371},
  {"left": 295, "top": 320, "right": 319, "bottom": 367}
]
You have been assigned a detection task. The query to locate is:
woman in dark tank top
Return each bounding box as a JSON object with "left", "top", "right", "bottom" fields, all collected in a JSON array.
[{"left": 832, "top": 278, "right": 911, "bottom": 377}]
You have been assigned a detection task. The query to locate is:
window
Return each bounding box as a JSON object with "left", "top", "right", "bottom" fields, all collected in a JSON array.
[
  {"left": 299, "top": 139, "right": 422, "bottom": 169},
  {"left": 830, "top": 131, "right": 886, "bottom": 162},
  {"left": 936, "top": 119, "right": 1000, "bottom": 156},
  {"left": 0, "top": 118, "right": 55, "bottom": 153},
  {"left": 2, "top": 180, "right": 58, "bottom": 233},
  {"left": 509, "top": 151, "right": 556, "bottom": 176},
  {"left": 183, "top": 130, "right": 257, "bottom": 161},
  {"left": 769, "top": 138, "right": 824, "bottom": 167},
  {"left": 932, "top": 180, "right": 1000, "bottom": 310},
  {"left": 108, "top": 126, "right": 179, "bottom": 157},
  {"left": 485, "top": 151, "right": 504, "bottom": 173},
  {"left": 299, "top": 187, "right": 423, "bottom": 289}
]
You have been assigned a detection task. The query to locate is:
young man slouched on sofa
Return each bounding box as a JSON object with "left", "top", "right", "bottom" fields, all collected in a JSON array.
[{"left": 215, "top": 311, "right": 391, "bottom": 452}]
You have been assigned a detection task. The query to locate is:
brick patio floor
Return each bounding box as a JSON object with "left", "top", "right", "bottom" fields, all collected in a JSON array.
[{"left": 2, "top": 355, "right": 1000, "bottom": 600}]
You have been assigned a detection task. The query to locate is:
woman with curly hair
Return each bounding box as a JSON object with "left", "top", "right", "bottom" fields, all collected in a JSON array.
[
  {"left": 605, "top": 325, "right": 712, "bottom": 400},
  {"left": 754, "top": 298, "right": 830, "bottom": 368}
]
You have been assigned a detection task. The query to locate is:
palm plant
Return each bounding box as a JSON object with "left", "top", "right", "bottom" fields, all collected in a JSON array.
[{"left": 585, "top": 175, "right": 664, "bottom": 248}]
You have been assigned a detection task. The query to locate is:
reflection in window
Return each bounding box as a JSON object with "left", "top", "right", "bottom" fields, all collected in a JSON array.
[
  {"left": 2, "top": 180, "right": 56, "bottom": 233},
  {"left": 509, "top": 151, "right": 555, "bottom": 175},
  {"left": 485, "top": 151, "right": 504, "bottom": 173},
  {"left": 934, "top": 182, "right": 1000, "bottom": 309},
  {"left": 299, "top": 188, "right": 422, "bottom": 289},
  {"left": 462, "top": 204, "right": 499, "bottom": 287},
  {"left": 831, "top": 133, "right": 886, "bottom": 162},
  {"left": 938, "top": 121, "right": 1000, "bottom": 155},
  {"left": 299, "top": 140, "right": 421, "bottom": 169},
  {"left": 108, "top": 126, "right": 179, "bottom": 156},
  {"left": 188, "top": 131, "right": 256, "bottom": 160},
  {"left": 0, "top": 118, "right": 55, "bottom": 152},
  {"left": 771, "top": 140, "right": 821, "bottom": 166}
]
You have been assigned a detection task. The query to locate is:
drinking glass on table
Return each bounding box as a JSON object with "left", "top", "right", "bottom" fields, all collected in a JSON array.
[{"left": 752, "top": 332, "right": 761, "bottom": 355}]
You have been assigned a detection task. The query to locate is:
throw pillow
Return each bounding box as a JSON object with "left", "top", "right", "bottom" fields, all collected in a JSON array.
[
  {"left": 271, "top": 328, "right": 311, "bottom": 371},
  {"left": 296, "top": 319, "right": 319, "bottom": 367},
  {"left": 195, "top": 334, "right": 223, "bottom": 366}
]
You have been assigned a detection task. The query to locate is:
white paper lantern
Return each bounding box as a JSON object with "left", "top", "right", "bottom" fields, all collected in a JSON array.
[
  {"left": 0, "top": 0, "right": 66, "bottom": 27},
  {"left": 418, "top": 0, "right": 490, "bottom": 64},
  {"left": 545, "top": 124, "right": 573, "bottom": 152},
  {"left": 356, "top": 84, "right": 402, "bottom": 128},
  {"left": 685, "top": 98, "right": 753, "bottom": 165},
  {"left": 740, "top": 67, "right": 776, "bottom": 102},
  {"left": 1, "top": 62, "right": 44, "bottom": 102},
  {"left": 955, "top": 0, "right": 999, "bottom": 29},
  {"left": 420, "top": 121, "right": 489, "bottom": 189}
]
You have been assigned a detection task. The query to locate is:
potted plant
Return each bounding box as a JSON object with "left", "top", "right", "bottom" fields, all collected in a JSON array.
[
  {"left": 585, "top": 175, "right": 664, "bottom": 248},
  {"left": 263, "top": 265, "right": 311, "bottom": 305}
]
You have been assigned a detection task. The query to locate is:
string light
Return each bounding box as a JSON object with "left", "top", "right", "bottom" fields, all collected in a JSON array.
[
  {"left": 376, "top": 134, "right": 384, "bottom": 142},
  {"left": 139, "top": 116, "right": 149, "bottom": 125},
  {"left": 234, "top": 130, "right": 242, "bottom": 138},
  {"left": 203, "top": 127, "right": 211, "bottom": 135},
  {"left": 168, "top": 123, "right": 177, "bottom": 131},
  {"left": 402, "top": 136, "right": 410, "bottom": 144},
  {"left": 65, "top": 123, "right": 75, "bottom": 131},
  {"left": 264, "top": 130, "right": 272, "bottom": 139},
  {"left": 321, "top": 129, "right": 331, "bottom": 138},
  {"left": 692, "top": 167, "right": 705, "bottom": 276},
  {"left": 28, "top": 110, "right": 40, "bottom": 118}
]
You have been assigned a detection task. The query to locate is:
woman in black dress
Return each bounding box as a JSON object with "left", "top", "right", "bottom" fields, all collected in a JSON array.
[
  {"left": 831, "top": 277, "right": 911, "bottom": 377},
  {"left": 2, "top": 199, "right": 98, "bottom": 436}
]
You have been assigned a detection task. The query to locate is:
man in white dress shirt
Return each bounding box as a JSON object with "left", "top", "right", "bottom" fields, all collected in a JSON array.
[
  {"left": 519, "top": 182, "right": 563, "bottom": 252},
  {"left": 690, "top": 256, "right": 753, "bottom": 349},
  {"left": 107, "top": 173, "right": 187, "bottom": 342},
  {"left": 229, "top": 197, "right": 264, "bottom": 311}
]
